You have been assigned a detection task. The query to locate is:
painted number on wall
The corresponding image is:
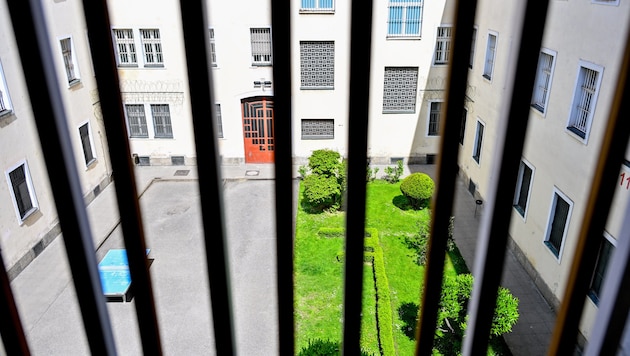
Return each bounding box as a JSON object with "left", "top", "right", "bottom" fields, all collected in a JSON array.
[{"left": 621, "top": 172, "right": 630, "bottom": 190}]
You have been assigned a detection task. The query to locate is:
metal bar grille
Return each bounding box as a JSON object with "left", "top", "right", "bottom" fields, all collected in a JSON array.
[
  {"left": 179, "top": 1, "right": 236, "bottom": 354},
  {"left": 80, "top": 0, "right": 163, "bottom": 354},
  {"left": 549, "top": 20, "right": 630, "bottom": 355},
  {"left": 1, "top": 0, "right": 630, "bottom": 355},
  {"left": 5, "top": 0, "right": 117, "bottom": 354}
]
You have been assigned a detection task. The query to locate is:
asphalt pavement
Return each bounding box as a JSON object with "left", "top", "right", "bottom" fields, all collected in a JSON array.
[{"left": 5, "top": 163, "right": 555, "bottom": 355}]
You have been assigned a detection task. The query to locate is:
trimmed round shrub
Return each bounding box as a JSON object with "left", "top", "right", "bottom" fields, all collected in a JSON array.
[
  {"left": 302, "top": 174, "right": 341, "bottom": 213},
  {"left": 308, "top": 149, "right": 342, "bottom": 177},
  {"left": 400, "top": 172, "right": 435, "bottom": 209},
  {"left": 298, "top": 339, "right": 375, "bottom": 356}
]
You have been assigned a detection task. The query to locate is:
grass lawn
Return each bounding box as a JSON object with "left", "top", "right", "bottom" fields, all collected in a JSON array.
[{"left": 294, "top": 179, "right": 511, "bottom": 355}]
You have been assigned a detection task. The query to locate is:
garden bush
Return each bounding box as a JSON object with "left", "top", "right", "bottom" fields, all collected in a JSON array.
[
  {"left": 308, "top": 149, "right": 342, "bottom": 177},
  {"left": 302, "top": 174, "right": 342, "bottom": 213},
  {"left": 400, "top": 172, "right": 435, "bottom": 209},
  {"left": 297, "top": 339, "right": 375, "bottom": 356}
]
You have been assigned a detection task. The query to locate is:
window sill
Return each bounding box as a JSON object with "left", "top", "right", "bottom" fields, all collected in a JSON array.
[
  {"left": 382, "top": 110, "right": 416, "bottom": 114},
  {"left": 531, "top": 104, "right": 545, "bottom": 115},
  {"left": 85, "top": 158, "right": 97, "bottom": 169},
  {"left": 130, "top": 135, "right": 150, "bottom": 139},
  {"left": 144, "top": 64, "right": 165, "bottom": 68},
  {"left": 68, "top": 79, "right": 81, "bottom": 88},
  {"left": 118, "top": 64, "right": 139, "bottom": 68},
  {"left": 482, "top": 74, "right": 492, "bottom": 81},
  {"left": 512, "top": 205, "right": 526, "bottom": 218},
  {"left": 544, "top": 241, "right": 561, "bottom": 260},
  {"left": 252, "top": 63, "right": 272, "bottom": 67},
  {"left": 300, "top": 86, "right": 334, "bottom": 90},
  {"left": 386, "top": 35, "right": 422, "bottom": 40},
  {"left": 18, "top": 207, "right": 39, "bottom": 225},
  {"left": 154, "top": 136, "right": 174, "bottom": 139},
  {"left": 299, "top": 9, "right": 335, "bottom": 14},
  {"left": 301, "top": 136, "right": 334, "bottom": 140}
]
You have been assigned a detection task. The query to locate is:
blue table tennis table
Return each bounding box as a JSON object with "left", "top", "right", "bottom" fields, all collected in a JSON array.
[{"left": 98, "top": 249, "right": 151, "bottom": 302}]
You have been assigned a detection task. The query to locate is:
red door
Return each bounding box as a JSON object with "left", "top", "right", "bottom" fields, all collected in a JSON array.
[{"left": 241, "top": 97, "right": 275, "bottom": 163}]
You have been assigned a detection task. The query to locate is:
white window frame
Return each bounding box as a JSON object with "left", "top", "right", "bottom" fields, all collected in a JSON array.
[
  {"left": 215, "top": 103, "right": 223, "bottom": 138},
  {"left": 483, "top": 31, "right": 498, "bottom": 81},
  {"left": 469, "top": 26, "right": 477, "bottom": 69},
  {"left": 0, "top": 60, "right": 13, "bottom": 116},
  {"left": 472, "top": 118, "right": 484, "bottom": 164},
  {"left": 78, "top": 121, "right": 97, "bottom": 167},
  {"left": 433, "top": 26, "right": 453, "bottom": 65},
  {"left": 386, "top": 0, "right": 423, "bottom": 38},
  {"left": 112, "top": 28, "right": 138, "bottom": 67},
  {"left": 124, "top": 104, "right": 149, "bottom": 138},
  {"left": 566, "top": 60, "right": 603, "bottom": 144},
  {"left": 140, "top": 29, "right": 164, "bottom": 67},
  {"left": 209, "top": 28, "right": 217, "bottom": 67},
  {"left": 300, "top": 0, "right": 335, "bottom": 13},
  {"left": 513, "top": 159, "right": 534, "bottom": 219},
  {"left": 543, "top": 187, "right": 573, "bottom": 262},
  {"left": 427, "top": 101, "right": 442, "bottom": 136},
  {"left": 588, "top": 231, "right": 617, "bottom": 306},
  {"left": 59, "top": 36, "right": 81, "bottom": 86},
  {"left": 150, "top": 104, "right": 173, "bottom": 138},
  {"left": 531, "top": 48, "right": 556, "bottom": 115},
  {"left": 592, "top": 0, "right": 619, "bottom": 5},
  {"left": 6, "top": 160, "right": 39, "bottom": 224},
  {"left": 250, "top": 28, "right": 273, "bottom": 66},
  {"left": 460, "top": 107, "right": 467, "bottom": 145}
]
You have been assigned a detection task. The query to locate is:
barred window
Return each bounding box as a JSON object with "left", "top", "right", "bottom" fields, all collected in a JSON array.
[
  {"left": 140, "top": 29, "right": 164, "bottom": 66},
  {"left": 428, "top": 101, "right": 441, "bottom": 136},
  {"left": 568, "top": 62, "right": 602, "bottom": 141},
  {"left": 125, "top": 104, "right": 149, "bottom": 138},
  {"left": 387, "top": 0, "right": 423, "bottom": 37},
  {"left": 544, "top": 189, "right": 573, "bottom": 259},
  {"left": 7, "top": 162, "right": 38, "bottom": 222},
  {"left": 434, "top": 26, "right": 452, "bottom": 65},
  {"left": 209, "top": 28, "right": 217, "bottom": 66},
  {"left": 216, "top": 103, "right": 223, "bottom": 138},
  {"left": 300, "top": 0, "right": 334, "bottom": 12},
  {"left": 301, "top": 119, "right": 334, "bottom": 139},
  {"left": 79, "top": 122, "right": 96, "bottom": 166},
  {"left": 60, "top": 37, "right": 80, "bottom": 84},
  {"left": 483, "top": 33, "right": 497, "bottom": 80},
  {"left": 113, "top": 29, "right": 137, "bottom": 66},
  {"left": 151, "top": 104, "right": 173, "bottom": 138},
  {"left": 251, "top": 28, "right": 272, "bottom": 65},
  {"left": 300, "top": 41, "right": 335, "bottom": 89},
  {"left": 383, "top": 67, "right": 418, "bottom": 113},
  {"left": 0, "top": 60, "right": 12, "bottom": 114}
]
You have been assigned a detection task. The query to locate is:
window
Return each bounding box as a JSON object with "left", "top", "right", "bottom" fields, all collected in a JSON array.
[
  {"left": 472, "top": 119, "right": 484, "bottom": 163},
  {"left": 544, "top": 189, "right": 573, "bottom": 259},
  {"left": 434, "top": 26, "right": 452, "bottom": 65},
  {"left": 531, "top": 49, "right": 556, "bottom": 114},
  {"left": 513, "top": 160, "right": 534, "bottom": 217},
  {"left": 383, "top": 67, "right": 418, "bottom": 113},
  {"left": 113, "top": 29, "right": 137, "bottom": 66},
  {"left": 567, "top": 61, "right": 603, "bottom": 141},
  {"left": 588, "top": 233, "right": 616, "bottom": 305},
  {"left": 300, "top": 0, "right": 334, "bottom": 12},
  {"left": 215, "top": 104, "right": 223, "bottom": 138},
  {"left": 469, "top": 27, "right": 477, "bottom": 68},
  {"left": 140, "top": 29, "right": 163, "bottom": 67},
  {"left": 6, "top": 161, "right": 38, "bottom": 223},
  {"left": 250, "top": 28, "right": 272, "bottom": 65},
  {"left": 301, "top": 119, "right": 334, "bottom": 139},
  {"left": 300, "top": 41, "right": 335, "bottom": 89},
  {"left": 0, "top": 60, "right": 13, "bottom": 115},
  {"left": 79, "top": 122, "right": 96, "bottom": 166},
  {"left": 125, "top": 104, "right": 149, "bottom": 138},
  {"left": 151, "top": 104, "right": 173, "bottom": 138},
  {"left": 483, "top": 32, "right": 497, "bottom": 80},
  {"left": 460, "top": 108, "right": 467, "bottom": 145},
  {"left": 60, "top": 37, "right": 80, "bottom": 85},
  {"left": 428, "top": 102, "right": 441, "bottom": 136},
  {"left": 387, "top": 0, "right": 423, "bottom": 37},
  {"left": 209, "top": 28, "right": 217, "bottom": 66}
]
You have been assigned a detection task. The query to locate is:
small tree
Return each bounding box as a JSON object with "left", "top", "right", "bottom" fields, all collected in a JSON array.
[
  {"left": 400, "top": 172, "right": 435, "bottom": 209},
  {"left": 308, "top": 149, "right": 342, "bottom": 177},
  {"left": 301, "top": 149, "right": 345, "bottom": 213}
]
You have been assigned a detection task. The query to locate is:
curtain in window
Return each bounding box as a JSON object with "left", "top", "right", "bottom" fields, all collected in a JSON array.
[
  {"left": 405, "top": 6, "right": 422, "bottom": 35},
  {"left": 301, "top": 0, "right": 316, "bottom": 8},
  {"left": 388, "top": 6, "right": 403, "bottom": 35},
  {"left": 319, "top": 0, "right": 333, "bottom": 9}
]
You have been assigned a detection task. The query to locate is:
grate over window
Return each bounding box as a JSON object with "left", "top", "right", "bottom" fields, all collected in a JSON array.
[
  {"left": 300, "top": 41, "right": 335, "bottom": 89},
  {"left": 250, "top": 28, "right": 272, "bottom": 65},
  {"left": 113, "top": 29, "right": 137, "bottom": 66},
  {"left": 125, "top": 104, "right": 149, "bottom": 138},
  {"left": 301, "top": 119, "right": 334, "bottom": 139},
  {"left": 434, "top": 26, "right": 452, "bottom": 65},
  {"left": 151, "top": 104, "right": 173, "bottom": 138},
  {"left": 140, "top": 29, "right": 163, "bottom": 66},
  {"left": 387, "top": 0, "right": 423, "bottom": 37},
  {"left": 382, "top": 67, "right": 418, "bottom": 113}
]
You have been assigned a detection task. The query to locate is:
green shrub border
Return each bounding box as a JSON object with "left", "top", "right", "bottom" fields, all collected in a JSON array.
[{"left": 317, "top": 227, "right": 396, "bottom": 356}]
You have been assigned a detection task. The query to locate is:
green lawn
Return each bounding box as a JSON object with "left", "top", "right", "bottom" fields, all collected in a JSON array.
[{"left": 294, "top": 179, "right": 509, "bottom": 355}]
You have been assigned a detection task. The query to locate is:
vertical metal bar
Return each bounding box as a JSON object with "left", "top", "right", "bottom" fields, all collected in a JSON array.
[
  {"left": 5, "top": 0, "right": 117, "bottom": 354},
  {"left": 342, "top": 0, "right": 373, "bottom": 354},
  {"left": 415, "top": 0, "right": 477, "bottom": 354},
  {"left": 81, "top": 1, "right": 162, "bottom": 354},
  {"left": 549, "top": 20, "right": 630, "bottom": 355},
  {"left": 585, "top": 197, "right": 630, "bottom": 355},
  {"left": 462, "top": 0, "right": 550, "bottom": 353},
  {"left": 270, "top": 0, "right": 295, "bottom": 354},
  {"left": 178, "top": 1, "right": 236, "bottom": 355},
  {"left": 0, "top": 249, "right": 30, "bottom": 355}
]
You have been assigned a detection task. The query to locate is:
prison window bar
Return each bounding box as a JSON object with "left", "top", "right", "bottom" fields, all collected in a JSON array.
[{"left": 1, "top": 0, "right": 630, "bottom": 355}]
